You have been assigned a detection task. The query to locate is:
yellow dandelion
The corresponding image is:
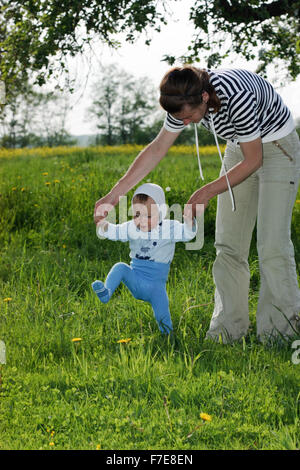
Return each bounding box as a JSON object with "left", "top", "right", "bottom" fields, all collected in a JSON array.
[
  {"left": 51, "top": 430, "right": 55, "bottom": 437},
  {"left": 21, "top": 187, "right": 25, "bottom": 192},
  {"left": 53, "top": 179, "right": 60, "bottom": 183},
  {"left": 49, "top": 442, "right": 55, "bottom": 446},
  {"left": 71, "top": 338, "right": 82, "bottom": 342},
  {"left": 11, "top": 187, "right": 17, "bottom": 191},
  {"left": 117, "top": 338, "right": 131, "bottom": 344},
  {"left": 42, "top": 172, "right": 48, "bottom": 176},
  {"left": 45, "top": 182, "right": 51, "bottom": 186},
  {"left": 62, "top": 244, "right": 66, "bottom": 249},
  {"left": 96, "top": 444, "right": 101, "bottom": 450},
  {"left": 3, "top": 297, "right": 12, "bottom": 302},
  {"left": 200, "top": 412, "right": 212, "bottom": 422}
]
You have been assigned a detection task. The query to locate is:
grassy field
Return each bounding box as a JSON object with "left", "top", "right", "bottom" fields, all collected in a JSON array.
[{"left": 0, "top": 144, "right": 299, "bottom": 450}]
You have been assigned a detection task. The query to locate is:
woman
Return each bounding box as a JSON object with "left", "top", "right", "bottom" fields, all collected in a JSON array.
[{"left": 94, "top": 65, "right": 300, "bottom": 343}]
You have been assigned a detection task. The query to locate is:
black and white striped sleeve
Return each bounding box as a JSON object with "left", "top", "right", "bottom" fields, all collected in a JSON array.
[
  {"left": 163, "top": 113, "right": 186, "bottom": 133},
  {"left": 227, "top": 90, "right": 261, "bottom": 142}
]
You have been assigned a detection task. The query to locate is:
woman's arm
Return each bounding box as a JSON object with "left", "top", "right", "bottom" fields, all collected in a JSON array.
[
  {"left": 186, "top": 137, "right": 263, "bottom": 212},
  {"left": 94, "top": 127, "right": 180, "bottom": 223}
]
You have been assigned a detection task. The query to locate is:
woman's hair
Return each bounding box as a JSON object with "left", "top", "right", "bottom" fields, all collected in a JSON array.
[{"left": 159, "top": 65, "right": 221, "bottom": 114}]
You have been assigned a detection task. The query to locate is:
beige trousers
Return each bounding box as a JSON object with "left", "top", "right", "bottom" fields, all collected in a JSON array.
[{"left": 207, "top": 129, "right": 300, "bottom": 343}]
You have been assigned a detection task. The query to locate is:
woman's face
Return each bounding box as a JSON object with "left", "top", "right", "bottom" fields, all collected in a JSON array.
[
  {"left": 132, "top": 196, "right": 159, "bottom": 232},
  {"left": 172, "top": 92, "right": 209, "bottom": 125}
]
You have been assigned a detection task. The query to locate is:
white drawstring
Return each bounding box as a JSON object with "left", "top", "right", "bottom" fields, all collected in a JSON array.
[
  {"left": 194, "top": 123, "right": 204, "bottom": 180},
  {"left": 209, "top": 114, "right": 236, "bottom": 212},
  {"left": 194, "top": 117, "right": 235, "bottom": 211}
]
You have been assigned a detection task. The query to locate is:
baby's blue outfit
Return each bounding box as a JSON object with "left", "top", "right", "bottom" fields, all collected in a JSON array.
[{"left": 93, "top": 219, "right": 196, "bottom": 334}]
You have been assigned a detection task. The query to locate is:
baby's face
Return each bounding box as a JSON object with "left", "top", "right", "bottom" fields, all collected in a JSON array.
[{"left": 132, "top": 196, "right": 159, "bottom": 232}]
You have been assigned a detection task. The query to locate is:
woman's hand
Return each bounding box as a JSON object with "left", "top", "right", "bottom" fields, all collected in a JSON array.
[
  {"left": 94, "top": 192, "right": 119, "bottom": 224},
  {"left": 185, "top": 137, "right": 263, "bottom": 218},
  {"left": 186, "top": 186, "right": 211, "bottom": 218}
]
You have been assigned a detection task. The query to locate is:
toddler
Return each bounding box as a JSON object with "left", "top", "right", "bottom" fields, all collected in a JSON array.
[{"left": 92, "top": 183, "right": 197, "bottom": 334}]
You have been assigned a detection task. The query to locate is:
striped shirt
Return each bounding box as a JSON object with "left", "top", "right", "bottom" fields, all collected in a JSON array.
[{"left": 164, "top": 69, "right": 294, "bottom": 143}]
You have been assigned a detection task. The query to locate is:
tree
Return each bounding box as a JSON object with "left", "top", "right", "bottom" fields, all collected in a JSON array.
[
  {"left": 0, "top": 83, "right": 75, "bottom": 147},
  {"left": 0, "top": 0, "right": 167, "bottom": 98},
  {"left": 0, "top": 83, "right": 40, "bottom": 147},
  {"left": 1, "top": 0, "right": 299, "bottom": 102},
  {"left": 88, "top": 65, "right": 119, "bottom": 145},
  {"left": 165, "top": 0, "right": 300, "bottom": 80},
  {"left": 87, "top": 64, "right": 157, "bottom": 145},
  {"left": 118, "top": 79, "right": 157, "bottom": 144}
]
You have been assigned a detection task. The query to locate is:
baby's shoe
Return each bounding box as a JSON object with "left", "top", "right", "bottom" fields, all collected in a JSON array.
[{"left": 92, "top": 280, "right": 110, "bottom": 303}]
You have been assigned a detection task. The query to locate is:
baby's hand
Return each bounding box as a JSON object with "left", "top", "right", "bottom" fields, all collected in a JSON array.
[
  {"left": 97, "top": 219, "right": 108, "bottom": 232},
  {"left": 183, "top": 204, "right": 194, "bottom": 228}
]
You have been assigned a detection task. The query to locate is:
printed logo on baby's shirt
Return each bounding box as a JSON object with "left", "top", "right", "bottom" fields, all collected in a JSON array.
[{"left": 135, "top": 253, "right": 151, "bottom": 260}]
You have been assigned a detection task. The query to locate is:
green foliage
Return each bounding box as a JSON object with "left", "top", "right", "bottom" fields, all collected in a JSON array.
[
  {"left": 0, "top": 0, "right": 167, "bottom": 95},
  {"left": 1, "top": 0, "right": 299, "bottom": 102},
  {"left": 0, "top": 146, "right": 299, "bottom": 450},
  {"left": 165, "top": 0, "right": 300, "bottom": 80}
]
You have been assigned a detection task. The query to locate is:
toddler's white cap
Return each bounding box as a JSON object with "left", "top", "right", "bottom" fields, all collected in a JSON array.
[{"left": 132, "top": 183, "right": 167, "bottom": 220}]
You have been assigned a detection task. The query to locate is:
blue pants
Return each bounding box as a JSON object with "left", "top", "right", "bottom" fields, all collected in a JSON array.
[{"left": 94, "top": 259, "right": 173, "bottom": 334}]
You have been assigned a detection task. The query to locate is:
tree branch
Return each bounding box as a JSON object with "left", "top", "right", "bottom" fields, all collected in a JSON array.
[{"left": 216, "top": 0, "right": 299, "bottom": 25}]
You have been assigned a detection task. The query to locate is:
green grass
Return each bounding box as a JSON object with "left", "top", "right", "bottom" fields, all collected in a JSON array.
[{"left": 0, "top": 146, "right": 299, "bottom": 450}]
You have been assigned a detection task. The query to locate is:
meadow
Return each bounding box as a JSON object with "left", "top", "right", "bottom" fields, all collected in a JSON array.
[{"left": 0, "top": 144, "right": 299, "bottom": 450}]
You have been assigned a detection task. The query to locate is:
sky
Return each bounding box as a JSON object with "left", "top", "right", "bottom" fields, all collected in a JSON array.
[{"left": 64, "top": 1, "right": 300, "bottom": 136}]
